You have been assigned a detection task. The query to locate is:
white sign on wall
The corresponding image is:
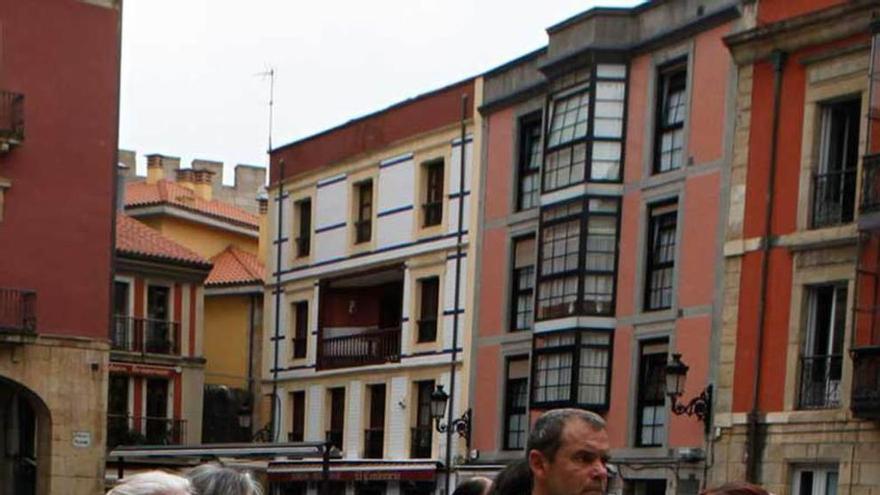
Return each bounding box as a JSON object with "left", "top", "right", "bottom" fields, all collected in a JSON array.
[{"left": 72, "top": 431, "right": 92, "bottom": 448}]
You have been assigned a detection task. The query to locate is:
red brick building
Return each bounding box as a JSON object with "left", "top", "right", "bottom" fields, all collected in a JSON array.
[{"left": 0, "top": 0, "right": 122, "bottom": 493}]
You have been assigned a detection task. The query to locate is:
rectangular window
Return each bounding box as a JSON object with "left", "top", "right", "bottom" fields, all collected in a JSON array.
[
  {"left": 532, "top": 330, "right": 611, "bottom": 409},
  {"left": 423, "top": 160, "right": 444, "bottom": 227},
  {"left": 799, "top": 284, "right": 847, "bottom": 409},
  {"left": 289, "top": 391, "right": 305, "bottom": 442},
  {"left": 793, "top": 467, "right": 839, "bottom": 495},
  {"left": 644, "top": 201, "right": 677, "bottom": 311},
  {"left": 417, "top": 277, "right": 439, "bottom": 343},
  {"left": 355, "top": 180, "right": 373, "bottom": 244},
  {"left": 107, "top": 374, "right": 130, "bottom": 448},
  {"left": 504, "top": 356, "right": 529, "bottom": 450},
  {"left": 326, "top": 387, "right": 345, "bottom": 449},
  {"left": 411, "top": 380, "right": 434, "bottom": 458},
  {"left": 636, "top": 340, "right": 668, "bottom": 447},
  {"left": 654, "top": 61, "right": 687, "bottom": 174},
  {"left": 296, "top": 199, "right": 312, "bottom": 257},
  {"left": 365, "top": 384, "right": 386, "bottom": 459},
  {"left": 292, "top": 301, "right": 308, "bottom": 359},
  {"left": 518, "top": 113, "right": 542, "bottom": 210},
  {"left": 536, "top": 198, "right": 620, "bottom": 320},
  {"left": 812, "top": 98, "right": 860, "bottom": 228},
  {"left": 511, "top": 236, "right": 536, "bottom": 332}
]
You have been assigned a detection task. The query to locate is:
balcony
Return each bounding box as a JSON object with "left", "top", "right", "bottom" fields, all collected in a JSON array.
[
  {"left": 364, "top": 428, "right": 384, "bottom": 459},
  {"left": 107, "top": 414, "right": 185, "bottom": 448},
  {"left": 798, "top": 355, "right": 842, "bottom": 409},
  {"left": 0, "top": 90, "right": 24, "bottom": 150},
  {"left": 851, "top": 346, "right": 880, "bottom": 419},
  {"left": 111, "top": 316, "right": 181, "bottom": 355},
  {"left": 410, "top": 426, "right": 432, "bottom": 458},
  {"left": 812, "top": 169, "right": 856, "bottom": 228},
  {"left": 0, "top": 288, "right": 36, "bottom": 333},
  {"left": 325, "top": 429, "right": 343, "bottom": 450},
  {"left": 317, "top": 327, "right": 401, "bottom": 370}
]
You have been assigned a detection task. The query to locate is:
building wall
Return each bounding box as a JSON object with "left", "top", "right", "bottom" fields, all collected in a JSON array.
[
  {"left": 138, "top": 215, "right": 258, "bottom": 259},
  {"left": 204, "top": 293, "right": 257, "bottom": 389}
]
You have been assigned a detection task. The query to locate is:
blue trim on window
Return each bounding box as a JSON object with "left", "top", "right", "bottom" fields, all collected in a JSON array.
[
  {"left": 377, "top": 204, "right": 414, "bottom": 218},
  {"left": 379, "top": 153, "right": 414, "bottom": 169},
  {"left": 314, "top": 222, "right": 346, "bottom": 234}
]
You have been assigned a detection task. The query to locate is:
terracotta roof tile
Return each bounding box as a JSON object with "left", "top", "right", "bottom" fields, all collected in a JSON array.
[
  {"left": 206, "top": 246, "right": 265, "bottom": 286},
  {"left": 125, "top": 180, "right": 260, "bottom": 229},
  {"left": 116, "top": 214, "right": 211, "bottom": 267}
]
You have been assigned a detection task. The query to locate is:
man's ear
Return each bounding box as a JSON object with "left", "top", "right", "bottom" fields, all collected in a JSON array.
[{"left": 528, "top": 449, "right": 548, "bottom": 480}]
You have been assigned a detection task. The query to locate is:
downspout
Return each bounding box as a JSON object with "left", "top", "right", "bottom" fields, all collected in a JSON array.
[
  {"left": 746, "top": 49, "right": 786, "bottom": 483},
  {"left": 270, "top": 159, "right": 285, "bottom": 443}
]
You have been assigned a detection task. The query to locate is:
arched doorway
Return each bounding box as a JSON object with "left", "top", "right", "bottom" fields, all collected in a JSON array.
[{"left": 0, "top": 376, "right": 51, "bottom": 495}]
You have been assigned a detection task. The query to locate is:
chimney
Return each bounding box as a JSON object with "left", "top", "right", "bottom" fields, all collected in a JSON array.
[
  {"left": 146, "top": 153, "right": 180, "bottom": 184},
  {"left": 193, "top": 169, "right": 215, "bottom": 201},
  {"left": 118, "top": 149, "right": 137, "bottom": 179},
  {"left": 257, "top": 188, "right": 268, "bottom": 264},
  {"left": 192, "top": 159, "right": 224, "bottom": 198},
  {"left": 116, "top": 161, "right": 129, "bottom": 211},
  {"left": 175, "top": 168, "right": 196, "bottom": 191}
]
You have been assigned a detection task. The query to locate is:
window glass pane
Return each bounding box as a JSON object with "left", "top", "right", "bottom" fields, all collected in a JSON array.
[
  {"left": 593, "top": 117, "right": 623, "bottom": 138},
  {"left": 548, "top": 91, "right": 590, "bottom": 147},
  {"left": 543, "top": 144, "right": 586, "bottom": 190},
  {"left": 534, "top": 351, "right": 573, "bottom": 402},
  {"left": 596, "top": 82, "right": 625, "bottom": 101},
  {"left": 537, "top": 277, "right": 578, "bottom": 319},
  {"left": 596, "top": 64, "right": 627, "bottom": 79},
  {"left": 540, "top": 220, "right": 580, "bottom": 275}
]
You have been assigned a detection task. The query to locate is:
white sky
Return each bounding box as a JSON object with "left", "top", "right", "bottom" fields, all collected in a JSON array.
[{"left": 119, "top": 0, "right": 642, "bottom": 184}]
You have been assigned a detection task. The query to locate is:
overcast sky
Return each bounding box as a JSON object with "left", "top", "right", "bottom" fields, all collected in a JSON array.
[{"left": 119, "top": 0, "right": 642, "bottom": 184}]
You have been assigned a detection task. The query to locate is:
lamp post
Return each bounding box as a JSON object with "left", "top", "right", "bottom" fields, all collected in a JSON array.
[
  {"left": 430, "top": 385, "right": 472, "bottom": 489},
  {"left": 665, "top": 353, "right": 713, "bottom": 435}
]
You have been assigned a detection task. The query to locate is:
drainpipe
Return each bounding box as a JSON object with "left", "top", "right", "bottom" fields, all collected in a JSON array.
[
  {"left": 270, "top": 159, "right": 285, "bottom": 443},
  {"left": 746, "top": 49, "right": 786, "bottom": 483}
]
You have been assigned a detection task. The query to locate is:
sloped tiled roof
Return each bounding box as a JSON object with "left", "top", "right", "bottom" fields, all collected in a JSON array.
[
  {"left": 126, "top": 180, "right": 260, "bottom": 229},
  {"left": 116, "top": 214, "right": 212, "bottom": 268},
  {"left": 206, "top": 246, "right": 265, "bottom": 286}
]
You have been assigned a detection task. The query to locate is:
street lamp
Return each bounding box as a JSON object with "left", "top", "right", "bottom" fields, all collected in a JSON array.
[
  {"left": 665, "top": 353, "right": 713, "bottom": 435},
  {"left": 430, "top": 385, "right": 472, "bottom": 453}
]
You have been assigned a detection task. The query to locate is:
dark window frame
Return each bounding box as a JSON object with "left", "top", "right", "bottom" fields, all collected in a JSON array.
[
  {"left": 653, "top": 59, "right": 688, "bottom": 174},
  {"left": 644, "top": 200, "right": 678, "bottom": 312},
  {"left": 811, "top": 96, "right": 860, "bottom": 229},
  {"left": 503, "top": 356, "right": 529, "bottom": 450},
  {"left": 417, "top": 277, "right": 440, "bottom": 343},
  {"left": 290, "top": 390, "right": 305, "bottom": 442},
  {"left": 530, "top": 329, "right": 613, "bottom": 410},
  {"left": 535, "top": 196, "right": 621, "bottom": 321},
  {"left": 327, "top": 387, "right": 345, "bottom": 449},
  {"left": 541, "top": 66, "right": 628, "bottom": 194},
  {"left": 364, "top": 383, "right": 386, "bottom": 459},
  {"left": 295, "top": 198, "right": 312, "bottom": 258},
  {"left": 292, "top": 301, "right": 308, "bottom": 359},
  {"left": 411, "top": 380, "right": 435, "bottom": 458},
  {"left": 423, "top": 160, "right": 444, "bottom": 227},
  {"left": 635, "top": 339, "right": 668, "bottom": 447},
  {"left": 517, "top": 112, "right": 543, "bottom": 211},
  {"left": 354, "top": 180, "right": 373, "bottom": 244},
  {"left": 510, "top": 235, "right": 536, "bottom": 332}
]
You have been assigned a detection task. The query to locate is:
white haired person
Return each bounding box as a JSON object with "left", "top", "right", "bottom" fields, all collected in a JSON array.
[
  {"left": 187, "top": 464, "right": 263, "bottom": 495},
  {"left": 107, "top": 470, "right": 193, "bottom": 495}
]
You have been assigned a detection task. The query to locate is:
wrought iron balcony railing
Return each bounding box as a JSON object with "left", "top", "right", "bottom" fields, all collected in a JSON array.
[
  {"left": 851, "top": 345, "right": 880, "bottom": 419},
  {"left": 325, "top": 429, "right": 343, "bottom": 451},
  {"left": 0, "top": 288, "right": 36, "bottom": 332},
  {"left": 812, "top": 169, "right": 856, "bottom": 228},
  {"left": 410, "top": 426, "right": 433, "bottom": 459},
  {"left": 316, "top": 327, "right": 400, "bottom": 370},
  {"left": 862, "top": 154, "right": 880, "bottom": 213},
  {"left": 0, "top": 91, "right": 24, "bottom": 145},
  {"left": 107, "top": 414, "right": 185, "bottom": 448},
  {"left": 111, "top": 316, "right": 181, "bottom": 355},
  {"left": 363, "top": 428, "right": 384, "bottom": 459},
  {"left": 798, "top": 354, "right": 843, "bottom": 409}
]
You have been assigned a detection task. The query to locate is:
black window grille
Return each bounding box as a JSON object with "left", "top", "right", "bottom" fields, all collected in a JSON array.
[
  {"left": 417, "top": 277, "right": 439, "bottom": 343},
  {"left": 654, "top": 62, "right": 687, "bottom": 174},
  {"left": 645, "top": 202, "right": 677, "bottom": 311}
]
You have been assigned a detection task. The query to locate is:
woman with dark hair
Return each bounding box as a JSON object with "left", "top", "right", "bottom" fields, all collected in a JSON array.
[
  {"left": 489, "top": 459, "right": 532, "bottom": 495},
  {"left": 453, "top": 476, "right": 492, "bottom": 495},
  {"left": 701, "top": 482, "right": 771, "bottom": 495}
]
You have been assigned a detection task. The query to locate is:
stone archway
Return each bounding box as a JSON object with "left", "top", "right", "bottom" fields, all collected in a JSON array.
[{"left": 0, "top": 375, "right": 52, "bottom": 495}]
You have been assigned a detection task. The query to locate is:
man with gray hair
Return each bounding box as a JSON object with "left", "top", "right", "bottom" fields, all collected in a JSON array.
[
  {"left": 526, "top": 408, "right": 610, "bottom": 495},
  {"left": 106, "top": 470, "right": 193, "bottom": 495}
]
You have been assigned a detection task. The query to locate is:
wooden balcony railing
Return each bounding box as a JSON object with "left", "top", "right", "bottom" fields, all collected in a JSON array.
[
  {"left": 851, "top": 346, "right": 880, "bottom": 419},
  {"left": 107, "top": 414, "right": 185, "bottom": 448},
  {"left": 0, "top": 90, "right": 24, "bottom": 145},
  {"left": 0, "top": 288, "right": 36, "bottom": 332},
  {"left": 111, "top": 316, "right": 181, "bottom": 355},
  {"left": 317, "top": 327, "right": 400, "bottom": 370}
]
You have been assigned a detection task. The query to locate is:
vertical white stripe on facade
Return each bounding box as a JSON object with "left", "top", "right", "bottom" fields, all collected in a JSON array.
[
  {"left": 314, "top": 228, "right": 347, "bottom": 263},
  {"left": 308, "top": 285, "right": 320, "bottom": 367},
  {"left": 448, "top": 139, "right": 473, "bottom": 196},
  {"left": 344, "top": 381, "right": 363, "bottom": 460},
  {"left": 446, "top": 194, "right": 471, "bottom": 235},
  {"left": 269, "top": 188, "right": 293, "bottom": 274},
  {"left": 386, "top": 376, "right": 409, "bottom": 458},
  {"left": 314, "top": 178, "right": 349, "bottom": 263},
  {"left": 377, "top": 157, "right": 415, "bottom": 249},
  {"left": 306, "top": 385, "right": 324, "bottom": 441},
  {"left": 400, "top": 267, "right": 413, "bottom": 356},
  {"left": 442, "top": 257, "right": 467, "bottom": 350}
]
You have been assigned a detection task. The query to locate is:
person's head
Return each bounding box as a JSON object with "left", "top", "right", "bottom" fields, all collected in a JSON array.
[
  {"left": 526, "top": 409, "right": 609, "bottom": 495},
  {"left": 107, "top": 471, "right": 192, "bottom": 495},
  {"left": 490, "top": 459, "right": 532, "bottom": 495},
  {"left": 454, "top": 476, "right": 493, "bottom": 495},
  {"left": 701, "top": 482, "right": 770, "bottom": 495},
  {"left": 186, "top": 464, "right": 263, "bottom": 495}
]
